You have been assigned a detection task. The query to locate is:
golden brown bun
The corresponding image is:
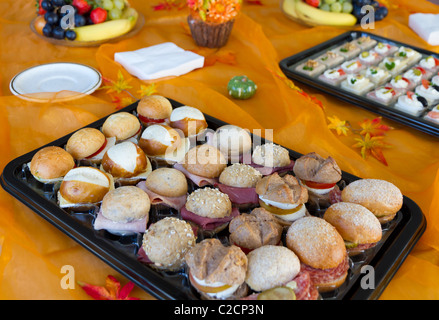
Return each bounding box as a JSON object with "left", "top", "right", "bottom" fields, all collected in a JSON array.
[
  {"left": 59, "top": 167, "right": 110, "bottom": 204},
  {"left": 169, "top": 106, "right": 207, "bottom": 137},
  {"left": 185, "top": 187, "right": 231, "bottom": 219},
  {"left": 219, "top": 163, "right": 262, "bottom": 188},
  {"left": 245, "top": 245, "right": 301, "bottom": 292},
  {"left": 185, "top": 238, "right": 248, "bottom": 286},
  {"left": 182, "top": 144, "right": 227, "bottom": 178},
  {"left": 293, "top": 152, "right": 342, "bottom": 184},
  {"left": 144, "top": 167, "right": 188, "bottom": 197},
  {"left": 30, "top": 146, "right": 75, "bottom": 180},
  {"left": 101, "top": 186, "right": 150, "bottom": 223},
  {"left": 252, "top": 143, "right": 291, "bottom": 168},
  {"left": 138, "top": 124, "right": 182, "bottom": 156},
  {"left": 210, "top": 125, "right": 252, "bottom": 159},
  {"left": 323, "top": 202, "right": 382, "bottom": 245},
  {"left": 102, "top": 112, "right": 141, "bottom": 141},
  {"left": 255, "top": 173, "right": 308, "bottom": 204},
  {"left": 341, "top": 179, "right": 403, "bottom": 220},
  {"left": 229, "top": 208, "right": 282, "bottom": 250},
  {"left": 136, "top": 95, "right": 173, "bottom": 121},
  {"left": 142, "top": 217, "right": 196, "bottom": 271},
  {"left": 66, "top": 128, "right": 106, "bottom": 160},
  {"left": 286, "top": 216, "right": 347, "bottom": 270},
  {"left": 102, "top": 142, "right": 149, "bottom": 178}
]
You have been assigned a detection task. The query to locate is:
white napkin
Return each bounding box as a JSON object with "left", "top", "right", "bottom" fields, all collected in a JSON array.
[
  {"left": 409, "top": 13, "right": 439, "bottom": 46},
  {"left": 114, "top": 42, "right": 205, "bottom": 80}
]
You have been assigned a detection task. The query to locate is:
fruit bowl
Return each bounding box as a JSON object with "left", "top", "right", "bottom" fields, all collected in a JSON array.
[
  {"left": 31, "top": 0, "right": 145, "bottom": 47},
  {"left": 281, "top": 0, "right": 388, "bottom": 28}
]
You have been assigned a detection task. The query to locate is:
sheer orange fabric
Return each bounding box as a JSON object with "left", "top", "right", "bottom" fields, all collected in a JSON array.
[{"left": 0, "top": 0, "right": 438, "bottom": 299}]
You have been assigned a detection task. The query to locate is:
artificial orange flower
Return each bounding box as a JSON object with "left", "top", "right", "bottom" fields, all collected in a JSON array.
[
  {"left": 78, "top": 275, "right": 140, "bottom": 300},
  {"left": 102, "top": 70, "right": 133, "bottom": 94},
  {"left": 359, "top": 117, "right": 393, "bottom": 137},
  {"left": 352, "top": 133, "right": 392, "bottom": 166},
  {"left": 327, "top": 115, "right": 350, "bottom": 136}
]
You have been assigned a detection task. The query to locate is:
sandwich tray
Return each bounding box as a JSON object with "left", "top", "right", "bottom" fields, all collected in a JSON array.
[
  {"left": 279, "top": 31, "right": 439, "bottom": 138},
  {"left": 0, "top": 99, "right": 426, "bottom": 300}
]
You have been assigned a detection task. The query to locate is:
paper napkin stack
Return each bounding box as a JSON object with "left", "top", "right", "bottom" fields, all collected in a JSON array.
[{"left": 409, "top": 13, "right": 439, "bottom": 46}]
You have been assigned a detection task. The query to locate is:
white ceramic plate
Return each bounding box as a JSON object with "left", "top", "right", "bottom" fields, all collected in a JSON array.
[{"left": 10, "top": 62, "right": 102, "bottom": 101}]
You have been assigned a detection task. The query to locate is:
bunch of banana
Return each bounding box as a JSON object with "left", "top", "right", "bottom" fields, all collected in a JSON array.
[
  {"left": 282, "top": 0, "right": 357, "bottom": 27},
  {"left": 75, "top": 7, "right": 138, "bottom": 42}
]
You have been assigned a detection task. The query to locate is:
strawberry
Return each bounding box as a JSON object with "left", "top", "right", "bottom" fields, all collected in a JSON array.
[
  {"left": 305, "top": 0, "right": 320, "bottom": 7},
  {"left": 72, "top": 0, "right": 92, "bottom": 15},
  {"left": 90, "top": 8, "right": 107, "bottom": 24},
  {"left": 37, "top": 0, "right": 46, "bottom": 15}
]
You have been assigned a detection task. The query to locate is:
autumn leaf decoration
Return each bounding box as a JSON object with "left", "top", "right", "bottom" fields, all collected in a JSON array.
[
  {"left": 327, "top": 115, "right": 393, "bottom": 166},
  {"left": 78, "top": 275, "right": 140, "bottom": 300},
  {"left": 152, "top": 0, "right": 186, "bottom": 11},
  {"left": 101, "top": 70, "right": 158, "bottom": 109}
]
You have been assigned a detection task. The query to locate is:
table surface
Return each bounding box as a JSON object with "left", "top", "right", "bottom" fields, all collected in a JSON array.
[{"left": 0, "top": 0, "right": 439, "bottom": 300}]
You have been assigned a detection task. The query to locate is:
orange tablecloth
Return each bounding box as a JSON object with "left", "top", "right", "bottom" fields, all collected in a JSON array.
[{"left": 0, "top": 0, "right": 438, "bottom": 300}]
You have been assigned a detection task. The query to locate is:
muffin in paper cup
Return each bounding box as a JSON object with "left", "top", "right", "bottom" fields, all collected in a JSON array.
[{"left": 187, "top": 0, "right": 241, "bottom": 48}]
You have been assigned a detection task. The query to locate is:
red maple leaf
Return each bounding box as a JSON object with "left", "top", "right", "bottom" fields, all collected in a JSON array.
[{"left": 78, "top": 275, "right": 140, "bottom": 300}]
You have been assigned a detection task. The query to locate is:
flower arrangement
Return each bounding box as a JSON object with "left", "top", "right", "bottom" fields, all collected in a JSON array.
[
  {"left": 187, "top": 0, "right": 242, "bottom": 48},
  {"left": 187, "top": 0, "right": 242, "bottom": 24}
]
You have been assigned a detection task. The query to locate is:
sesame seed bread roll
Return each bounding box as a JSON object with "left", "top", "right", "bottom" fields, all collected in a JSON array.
[
  {"left": 245, "top": 245, "right": 301, "bottom": 292},
  {"left": 341, "top": 179, "right": 403, "bottom": 224},
  {"left": 252, "top": 143, "right": 291, "bottom": 168},
  {"left": 323, "top": 202, "right": 382, "bottom": 245},
  {"left": 142, "top": 217, "right": 196, "bottom": 271},
  {"left": 219, "top": 163, "right": 262, "bottom": 188},
  {"left": 185, "top": 188, "right": 232, "bottom": 219}
]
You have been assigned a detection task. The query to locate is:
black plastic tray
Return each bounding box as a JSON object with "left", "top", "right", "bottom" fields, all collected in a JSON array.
[
  {"left": 279, "top": 31, "right": 439, "bottom": 138},
  {"left": 0, "top": 99, "right": 426, "bottom": 300}
]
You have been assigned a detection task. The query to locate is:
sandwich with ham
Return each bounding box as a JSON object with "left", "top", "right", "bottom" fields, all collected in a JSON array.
[
  {"left": 323, "top": 202, "right": 382, "bottom": 255},
  {"left": 136, "top": 167, "right": 188, "bottom": 211},
  {"left": 29, "top": 146, "right": 75, "bottom": 184},
  {"left": 249, "top": 143, "right": 295, "bottom": 175},
  {"left": 243, "top": 245, "right": 319, "bottom": 300},
  {"left": 255, "top": 173, "right": 309, "bottom": 226},
  {"left": 101, "top": 141, "right": 152, "bottom": 185},
  {"left": 206, "top": 125, "right": 252, "bottom": 163},
  {"left": 185, "top": 238, "right": 248, "bottom": 300},
  {"left": 286, "top": 216, "right": 349, "bottom": 293},
  {"left": 216, "top": 163, "right": 262, "bottom": 209},
  {"left": 169, "top": 105, "right": 208, "bottom": 138},
  {"left": 293, "top": 152, "right": 342, "bottom": 210},
  {"left": 93, "top": 186, "right": 150, "bottom": 236},
  {"left": 65, "top": 127, "right": 115, "bottom": 165},
  {"left": 341, "top": 178, "right": 403, "bottom": 224},
  {"left": 57, "top": 166, "right": 114, "bottom": 210},
  {"left": 174, "top": 144, "right": 227, "bottom": 187},
  {"left": 180, "top": 187, "right": 240, "bottom": 234},
  {"left": 138, "top": 124, "right": 189, "bottom": 164},
  {"left": 101, "top": 111, "right": 142, "bottom": 143},
  {"left": 138, "top": 217, "right": 196, "bottom": 271},
  {"left": 228, "top": 207, "right": 283, "bottom": 254},
  {"left": 136, "top": 95, "right": 173, "bottom": 127}
]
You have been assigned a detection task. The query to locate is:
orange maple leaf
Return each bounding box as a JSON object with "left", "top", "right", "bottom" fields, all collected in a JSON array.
[
  {"left": 352, "top": 133, "right": 393, "bottom": 166},
  {"left": 191, "top": 48, "right": 237, "bottom": 67},
  {"left": 78, "top": 275, "right": 140, "bottom": 300},
  {"left": 359, "top": 117, "right": 393, "bottom": 137}
]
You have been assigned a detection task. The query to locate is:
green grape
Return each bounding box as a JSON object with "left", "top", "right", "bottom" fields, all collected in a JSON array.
[
  {"left": 324, "top": 0, "right": 336, "bottom": 4},
  {"left": 109, "top": 7, "right": 122, "bottom": 20},
  {"left": 102, "top": 0, "right": 114, "bottom": 10},
  {"left": 320, "top": 3, "right": 331, "bottom": 11},
  {"left": 342, "top": 1, "right": 353, "bottom": 12},
  {"left": 330, "top": 2, "right": 342, "bottom": 12},
  {"left": 113, "top": 0, "right": 125, "bottom": 10}
]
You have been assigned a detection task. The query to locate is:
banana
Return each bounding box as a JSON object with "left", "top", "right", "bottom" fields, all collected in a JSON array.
[
  {"left": 282, "top": 0, "right": 299, "bottom": 20},
  {"left": 294, "top": 0, "right": 357, "bottom": 27},
  {"left": 74, "top": 7, "right": 138, "bottom": 42}
]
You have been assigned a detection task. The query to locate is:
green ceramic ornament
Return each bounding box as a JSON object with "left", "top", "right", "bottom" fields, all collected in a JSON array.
[{"left": 227, "top": 75, "right": 257, "bottom": 99}]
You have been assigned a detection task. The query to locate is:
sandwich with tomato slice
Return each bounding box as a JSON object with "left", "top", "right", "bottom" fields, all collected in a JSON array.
[
  {"left": 286, "top": 216, "right": 349, "bottom": 293},
  {"left": 255, "top": 173, "right": 309, "bottom": 226},
  {"left": 293, "top": 152, "right": 342, "bottom": 210},
  {"left": 65, "top": 127, "right": 116, "bottom": 165},
  {"left": 184, "top": 238, "right": 248, "bottom": 300},
  {"left": 101, "top": 111, "right": 142, "bottom": 143},
  {"left": 136, "top": 95, "right": 173, "bottom": 127}
]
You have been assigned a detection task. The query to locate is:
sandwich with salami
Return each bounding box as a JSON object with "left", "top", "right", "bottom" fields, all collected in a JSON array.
[
  {"left": 286, "top": 216, "right": 349, "bottom": 292},
  {"left": 185, "top": 238, "right": 248, "bottom": 300}
]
